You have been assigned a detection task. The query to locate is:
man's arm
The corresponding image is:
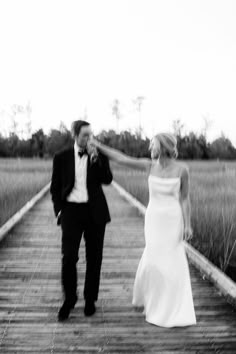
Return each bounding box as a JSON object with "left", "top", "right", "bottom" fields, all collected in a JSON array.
[
  {"left": 97, "top": 152, "right": 113, "bottom": 185},
  {"left": 50, "top": 153, "right": 63, "bottom": 217}
]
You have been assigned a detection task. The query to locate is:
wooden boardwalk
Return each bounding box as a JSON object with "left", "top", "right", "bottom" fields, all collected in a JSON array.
[{"left": 0, "top": 185, "right": 235, "bottom": 353}]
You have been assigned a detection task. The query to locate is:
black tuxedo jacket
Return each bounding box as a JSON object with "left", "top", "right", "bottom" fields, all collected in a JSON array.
[{"left": 50, "top": 146, "right": 113, "bottom": 225}]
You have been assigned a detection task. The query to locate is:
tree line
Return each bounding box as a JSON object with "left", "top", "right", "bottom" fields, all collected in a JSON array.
[{"left": 0, "top": 121, "right": 236, "bottom": 160}]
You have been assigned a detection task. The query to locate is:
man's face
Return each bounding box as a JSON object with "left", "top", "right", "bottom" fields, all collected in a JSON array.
[{"left": 75, "top": 125, "right": 92, "bottom": 148}]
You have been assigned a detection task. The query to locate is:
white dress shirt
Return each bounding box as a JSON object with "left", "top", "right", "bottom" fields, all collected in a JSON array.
[{"left": 66, "top": 142, "right": 89, "bottom": 203}]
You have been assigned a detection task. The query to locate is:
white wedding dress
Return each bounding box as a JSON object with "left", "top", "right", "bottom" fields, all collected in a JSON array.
[{"left": 132, "top": 173, "right": 196, "bottom": 327}]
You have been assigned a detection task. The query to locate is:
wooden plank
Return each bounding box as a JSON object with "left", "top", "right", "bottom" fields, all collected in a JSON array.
[
  {"left": 112, "top": 180, "right": 236, "bottom": 308},
  {"left": 0, "top": 186, "right": 235, "bottom": 353},
  {"left": 0, "top": 183, "right": 50, "bottom": 242}
]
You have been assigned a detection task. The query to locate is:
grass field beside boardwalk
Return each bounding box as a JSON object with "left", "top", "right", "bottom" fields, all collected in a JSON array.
[
  {"left": 1, "top": 157, "right": 236, "bottom": 278},
  {"left": 111, "top": 160, "right": 236, "bottom": 275},
  {"left": 0, "top": 158, "right": 52, "bottom": 227}
]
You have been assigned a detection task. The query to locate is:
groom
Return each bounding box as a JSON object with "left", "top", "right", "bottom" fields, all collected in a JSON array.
[{"left": 50, "top": 120, "right": 113, "bottom": 321}]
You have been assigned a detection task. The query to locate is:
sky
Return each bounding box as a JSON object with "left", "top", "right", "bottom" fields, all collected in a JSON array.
[{"left": 0, "top": 0, "right": 236, "bottom": 144}]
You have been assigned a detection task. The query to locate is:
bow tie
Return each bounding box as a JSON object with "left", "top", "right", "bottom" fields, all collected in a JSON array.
[{"left": 78, "top": 149, "right": 88, "bottom": 158}]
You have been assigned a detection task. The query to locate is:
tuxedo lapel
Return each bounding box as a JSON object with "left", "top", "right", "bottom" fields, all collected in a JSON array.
[
  {"left": 67, "top": 147, "right": 75, "bottom": 187},
  {"left": 86, "top": 153, "right": 91, "bottom": 185}
]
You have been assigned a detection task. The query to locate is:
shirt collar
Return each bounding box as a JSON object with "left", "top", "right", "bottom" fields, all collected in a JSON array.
[
  {"left": 74, "top": 142, "right": 79, "bottom": 155},
  {"left": 74, "top": 142, "right": 87, "bottom": 155}
]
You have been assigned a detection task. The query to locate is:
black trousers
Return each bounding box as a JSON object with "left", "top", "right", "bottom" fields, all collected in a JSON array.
[{"left": 60, "top": 201, "right": 106, "bottom": 304}]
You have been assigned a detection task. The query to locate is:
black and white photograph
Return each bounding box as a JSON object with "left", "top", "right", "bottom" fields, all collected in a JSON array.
[{"left": 0, "top": 0, "right": 236, "bottom": 352}]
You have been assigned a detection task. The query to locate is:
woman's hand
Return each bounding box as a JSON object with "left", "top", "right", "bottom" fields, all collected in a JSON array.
[
  {"left": 88, "top": 135, "right": 100, "bottom": 148},
  {"left": 183, "top": 226, "right": 193, "bottom": 241}
]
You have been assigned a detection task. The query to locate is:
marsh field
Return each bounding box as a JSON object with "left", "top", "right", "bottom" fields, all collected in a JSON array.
[
  {"left": 0, "top": 158, "right": 52, "bottom": 227},
  {"left": 111, "top": 160, "right": 236, "bottom": 276},
  {"left": 0, "top": 158, "right": 236, "bottom": 277}
]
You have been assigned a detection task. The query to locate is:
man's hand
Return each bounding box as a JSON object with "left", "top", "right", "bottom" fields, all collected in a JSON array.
[{"left": 87, "top": 138, "right": 99, "bottom": 163}]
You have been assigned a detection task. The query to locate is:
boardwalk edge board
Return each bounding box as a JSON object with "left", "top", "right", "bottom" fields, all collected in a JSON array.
[
  {"left": 111, "top": 180, "right": 236, "bottom": 308},
  {"left": 0, "top": 182, "right": 51, "bottom": 242}
]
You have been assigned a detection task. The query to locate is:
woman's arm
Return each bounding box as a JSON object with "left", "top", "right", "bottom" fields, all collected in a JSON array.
[
  {"left": 90, "top": 138, "right": 151, "bottom": 172},
  {"left": 179, "top": 165, "right": 193, "bottom": 241}
]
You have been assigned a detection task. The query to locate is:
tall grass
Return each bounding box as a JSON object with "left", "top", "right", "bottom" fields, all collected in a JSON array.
[
  {"left": 1, "top": 157, "right": 236, "bottom": 275},
  {"left": 0, "top": 158, "right": 52, "bottom": 227},
  {"left": 111, "top": 160, "right": 236, "bottom": 273}
]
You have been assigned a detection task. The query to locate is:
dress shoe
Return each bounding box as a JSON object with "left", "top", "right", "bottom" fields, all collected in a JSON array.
[
  {"left": 84, "top": 300, "right": 96, "bottom": 316},
  {"left": 58, "top": 295, "right": 78, "bottom": 321},
  {"left": 58, "top": 301, "right": 72, "bottom": 321},
  {"left": 70, "top": 295, "right": 78, "bottom": 309}
]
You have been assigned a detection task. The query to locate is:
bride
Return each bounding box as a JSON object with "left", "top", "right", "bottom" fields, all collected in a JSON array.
[{"left": 90, "top": 132, "right": 196, "bottom": 327}]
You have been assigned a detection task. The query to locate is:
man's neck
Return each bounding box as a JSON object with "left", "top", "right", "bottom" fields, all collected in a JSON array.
[{"left": 74, "top": 142, "right": 87, "bottom": 152}]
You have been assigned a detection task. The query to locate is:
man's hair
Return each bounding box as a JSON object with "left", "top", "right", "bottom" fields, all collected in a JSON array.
[{"left": 71, "top": 120, "right": 90, "bottom": 137}]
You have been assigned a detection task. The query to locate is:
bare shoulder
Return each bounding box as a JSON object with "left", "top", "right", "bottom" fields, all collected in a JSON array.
[
  {"left": 146, "top": 157, "right": 153, "bottom": 166},
  {"left": 140, "top": 157, "right": 152, "bottom": 166},
  {"left": 174, "top": 161, "right": 189, "bottom": 178}
]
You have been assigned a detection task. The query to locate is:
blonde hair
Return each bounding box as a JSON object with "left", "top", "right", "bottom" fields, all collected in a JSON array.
[{"left": 149, "top": 133, "right": 178, "bottom": 159}]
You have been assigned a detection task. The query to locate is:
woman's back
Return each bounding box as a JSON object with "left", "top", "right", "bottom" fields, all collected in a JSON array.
[{"left": 149, "top": 158, "right": 184, "bottom": 179}]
